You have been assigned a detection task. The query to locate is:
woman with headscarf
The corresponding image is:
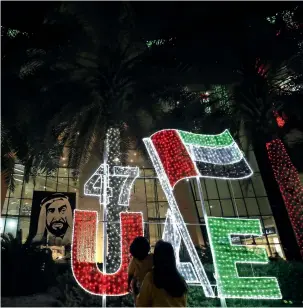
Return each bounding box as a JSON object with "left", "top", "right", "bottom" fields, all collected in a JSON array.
[{"left": 136, "top": 240, "right": 188, "bottom": 307}]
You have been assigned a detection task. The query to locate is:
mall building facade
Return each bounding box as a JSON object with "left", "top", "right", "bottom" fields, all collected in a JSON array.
[{"left": 1, "top": 131, "right": 288, "bottom": 262}]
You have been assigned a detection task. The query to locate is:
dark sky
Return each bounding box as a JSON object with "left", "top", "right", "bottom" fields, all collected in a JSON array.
[
  {"left": 132, "top": 2, "right": 298, "bottom": 39},
  {"left": 2, "top": 1, "right": 298, "bottom": 36}
]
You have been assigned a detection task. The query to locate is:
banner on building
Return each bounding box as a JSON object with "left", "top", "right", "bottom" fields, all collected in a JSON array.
[{"left": 28, "top": 191, "right": 76, "bottom": 246}]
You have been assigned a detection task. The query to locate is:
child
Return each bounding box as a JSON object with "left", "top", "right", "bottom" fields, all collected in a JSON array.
[{"left": 128, "top": 236, "right": 153, "bottom": 301}]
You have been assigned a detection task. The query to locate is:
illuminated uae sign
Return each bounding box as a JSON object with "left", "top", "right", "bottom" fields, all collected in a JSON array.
[{"left": 71, "top": 129, "right": 282, "bottom": 300}]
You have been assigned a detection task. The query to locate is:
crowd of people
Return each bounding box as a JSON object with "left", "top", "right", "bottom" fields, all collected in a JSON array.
[{"left": 128, "top": 237, "right": 188, "bottom": 307}]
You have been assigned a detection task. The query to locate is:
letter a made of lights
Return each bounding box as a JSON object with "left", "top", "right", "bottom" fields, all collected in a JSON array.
[{"left": 143, "top": 129, "right": 282, "bottom": 299}]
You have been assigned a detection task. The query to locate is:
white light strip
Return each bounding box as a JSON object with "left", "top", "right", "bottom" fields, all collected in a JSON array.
[
  {"left": 163, "top": 210, "right": 199, "bottom": 284},
  {"left": 113, "top": 166, "right": 139, "bottom": 206},
  {"left": 143, "top": 138, "right": 215, "bottom": 298},
  {"left": 188, "top": 142, "right": 243, "bottom": 165}
]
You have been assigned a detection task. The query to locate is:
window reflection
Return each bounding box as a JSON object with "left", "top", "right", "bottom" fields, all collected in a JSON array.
[
  {"left": 217, "top": 180, "right": 230, "bottom": 199},
  {"left": 221, "top": 200, "right": 234, "bottom": 216},
  {"left": 7, "top": 198, "right": 20, "bottom": 215},
  {"left": 20, "top": 199, "right": 32, "bottom": 216},
  {"left": 19, "top": 217, "right": 30, "bottom": 243},
  {"left": 145, "top": 179, "right": 155, "bottom": 201},
  {"left": 4, "top": 217, "right": 18, "bottom": 237},
  {"left": 46, "top": 177, "right": 57, "bottom": 191}
]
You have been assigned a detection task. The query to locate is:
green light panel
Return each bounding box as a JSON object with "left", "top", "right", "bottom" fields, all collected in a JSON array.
[{"left": 206, "top": 217, "right": 282, "bottom": 299}]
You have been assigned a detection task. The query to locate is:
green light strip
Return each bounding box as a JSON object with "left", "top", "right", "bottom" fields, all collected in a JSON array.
[{"left": 178, "top": 129, "right": 234, "bottom": 147}]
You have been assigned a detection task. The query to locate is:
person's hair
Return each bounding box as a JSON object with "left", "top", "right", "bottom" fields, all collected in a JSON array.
[
  {"left": 130, "top": 236, "right": 150, "bottom": 261},
  {"left": 153, "top": 240, "right": 188, "bottom": 297}
]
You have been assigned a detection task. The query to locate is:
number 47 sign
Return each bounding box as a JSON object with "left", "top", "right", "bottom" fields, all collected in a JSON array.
[{"left": 71, "top": 129, "right": 282, "bottom": 300}]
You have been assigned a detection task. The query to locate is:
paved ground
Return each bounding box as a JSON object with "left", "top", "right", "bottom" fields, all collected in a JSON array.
[{"left": 1, "top": 293, "right": 61, "bottom": 307}]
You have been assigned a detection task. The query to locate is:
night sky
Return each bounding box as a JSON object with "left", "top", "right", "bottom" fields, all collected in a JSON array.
[{"left": 2, "top": 1, "right": 301, "bottom": 84}]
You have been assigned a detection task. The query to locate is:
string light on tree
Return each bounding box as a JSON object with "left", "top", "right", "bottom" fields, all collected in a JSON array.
[{"left": 266, "top": 139, "right": 303, "bottom": 257}]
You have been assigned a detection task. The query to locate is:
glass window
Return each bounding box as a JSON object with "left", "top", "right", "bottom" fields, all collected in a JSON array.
[
  {"left": 58, "top": 177, "right": 68, "bottom": 186},
  {"left": 13, "top": 172, "right": 24, "bottom": 181},
  {"left": 10, "top": 179, "right": 23, "bottom": 198},
  {"left": 133, "top": 179, "right": 146, "bottom": 202},
  {"left": 158, "top": 202, "right": 168, "bottom": 218},
  {"left": 156, "top": 182, "right": 166, "bottom": 201},
  {"left": 145, "top": 179, "right": 155, "bottom": 201},
  {"left": 195, "top": 201, "right": 207, "bottom": 217},
  {"left": 194, "top": 179, "right": 207, "bottom": 201},
  {"left": 0, "top": 217, "right": 5, "bottom": 233},
  {"left": 58, "top": 168, "right": 69, "bottom": 177},
  {"left": 205, "top": 179, "right": 219, "bottom": 199},
  {"left": 69, "top": 178, "right": 79, "bottom": 189},
  {"left": 69, "top": 169, "right": 78, "bottom": 178},
  {"left": 2, "top": 198, "right": 9, "bottom": 215},
  {"left": 190, "top": 181, "right": 199, "bottom": 201},
  {"left": 247, "top": 151, "right": 260, "bottom": 172},
  {"left": 57, "top": 182, "right": 68, "bottom": 193},
  {"left": 37, "top": 169, "right": 47, "bottom": 176},
  {"left": 257, "top": 197, "right": 272, "bottom": 215},
  {"left": 216, "top": 180, "right": 230, "bottom": 199},
  {"left": 252, "top": 174, "right": 267, "bottom": 197},
  {"left": 148, "top": 224, "right": 161, "bottom": 246},
  {"left": 221, "top": 200, "right": 235, "bottom": 216},
  {"left": 22, "top": 177, "right": 35, "bottom": 198},
  {"left": 68, "top": 186, "right": 78, "bottom": 193},
  {"left": 20, "top": 199, "right": 32, "bottom": 216},
  {"left": 144, "top": 169, "right": 155, "bottom": 177},
  {"left": 45, "top": 177, "right": 57, "bottom": 191},
  {"left": 147, "top": 203, "right": 157, "bottom": 218},
  {"left": 7, "top": 198, "right": 20, "bottom": 215},
  {"left": 48, "top": 169, "right": 58, "bottom": 177},
  {"left": 35, "top": 176, "right": 46, "bottom": 191},
  {"left": 4, "top": 217, "right": 18, "bottom": 237},
  {"left": 57, "top": 175, "right": 68, "bottom": 193},
  {"left": 14, "top": 164, "right": 25, "bottom": 175},
  {"left": 230, "top": 181, "right": 243, "bottom": 198},
  {"left": 263, "top": 216, "right": 276, "bottom": 230},
  {"left": 208, "top": 200, "right": 222, "bottom": 216},
  {"left": 240, "top": 180, "right": 255, "bottom": 197},
  {"left": 234, "top": 199, "right": 247, "bottom": 216},
  {"left": 245, "top": 198, "right": 259, "bottom": 216},
  {"left": 19, "top": 217, "right": 30, "bottom": 243},
  {"left": 269, "top": 242, "right": 285, "bottom": 259}
]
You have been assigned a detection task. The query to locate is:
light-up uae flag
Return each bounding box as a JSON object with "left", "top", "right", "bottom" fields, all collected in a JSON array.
[
  {"left": 149, "top": 129, "right": 253, "bottom": 188},
  {"left": 143, "top": 129, "right": 253, "bottom": 298}
]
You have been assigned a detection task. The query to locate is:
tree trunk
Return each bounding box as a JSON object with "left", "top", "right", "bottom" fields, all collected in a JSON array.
[{"left": 252, "top": 133, "right": 302, "bottom": 260}]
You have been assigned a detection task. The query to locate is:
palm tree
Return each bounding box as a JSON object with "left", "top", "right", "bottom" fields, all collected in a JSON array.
[
  {"left": 48, "top": 3, "right": 195, "bottom": 174},
  {"left": 45, "top": 3, "right": 199, "bottom": 272},
  {"left": 204, "top": 8, "right": 303, "bottom": 259},
  {"left": 1, "top": 3, "right": 93, "bottom": 199}
]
